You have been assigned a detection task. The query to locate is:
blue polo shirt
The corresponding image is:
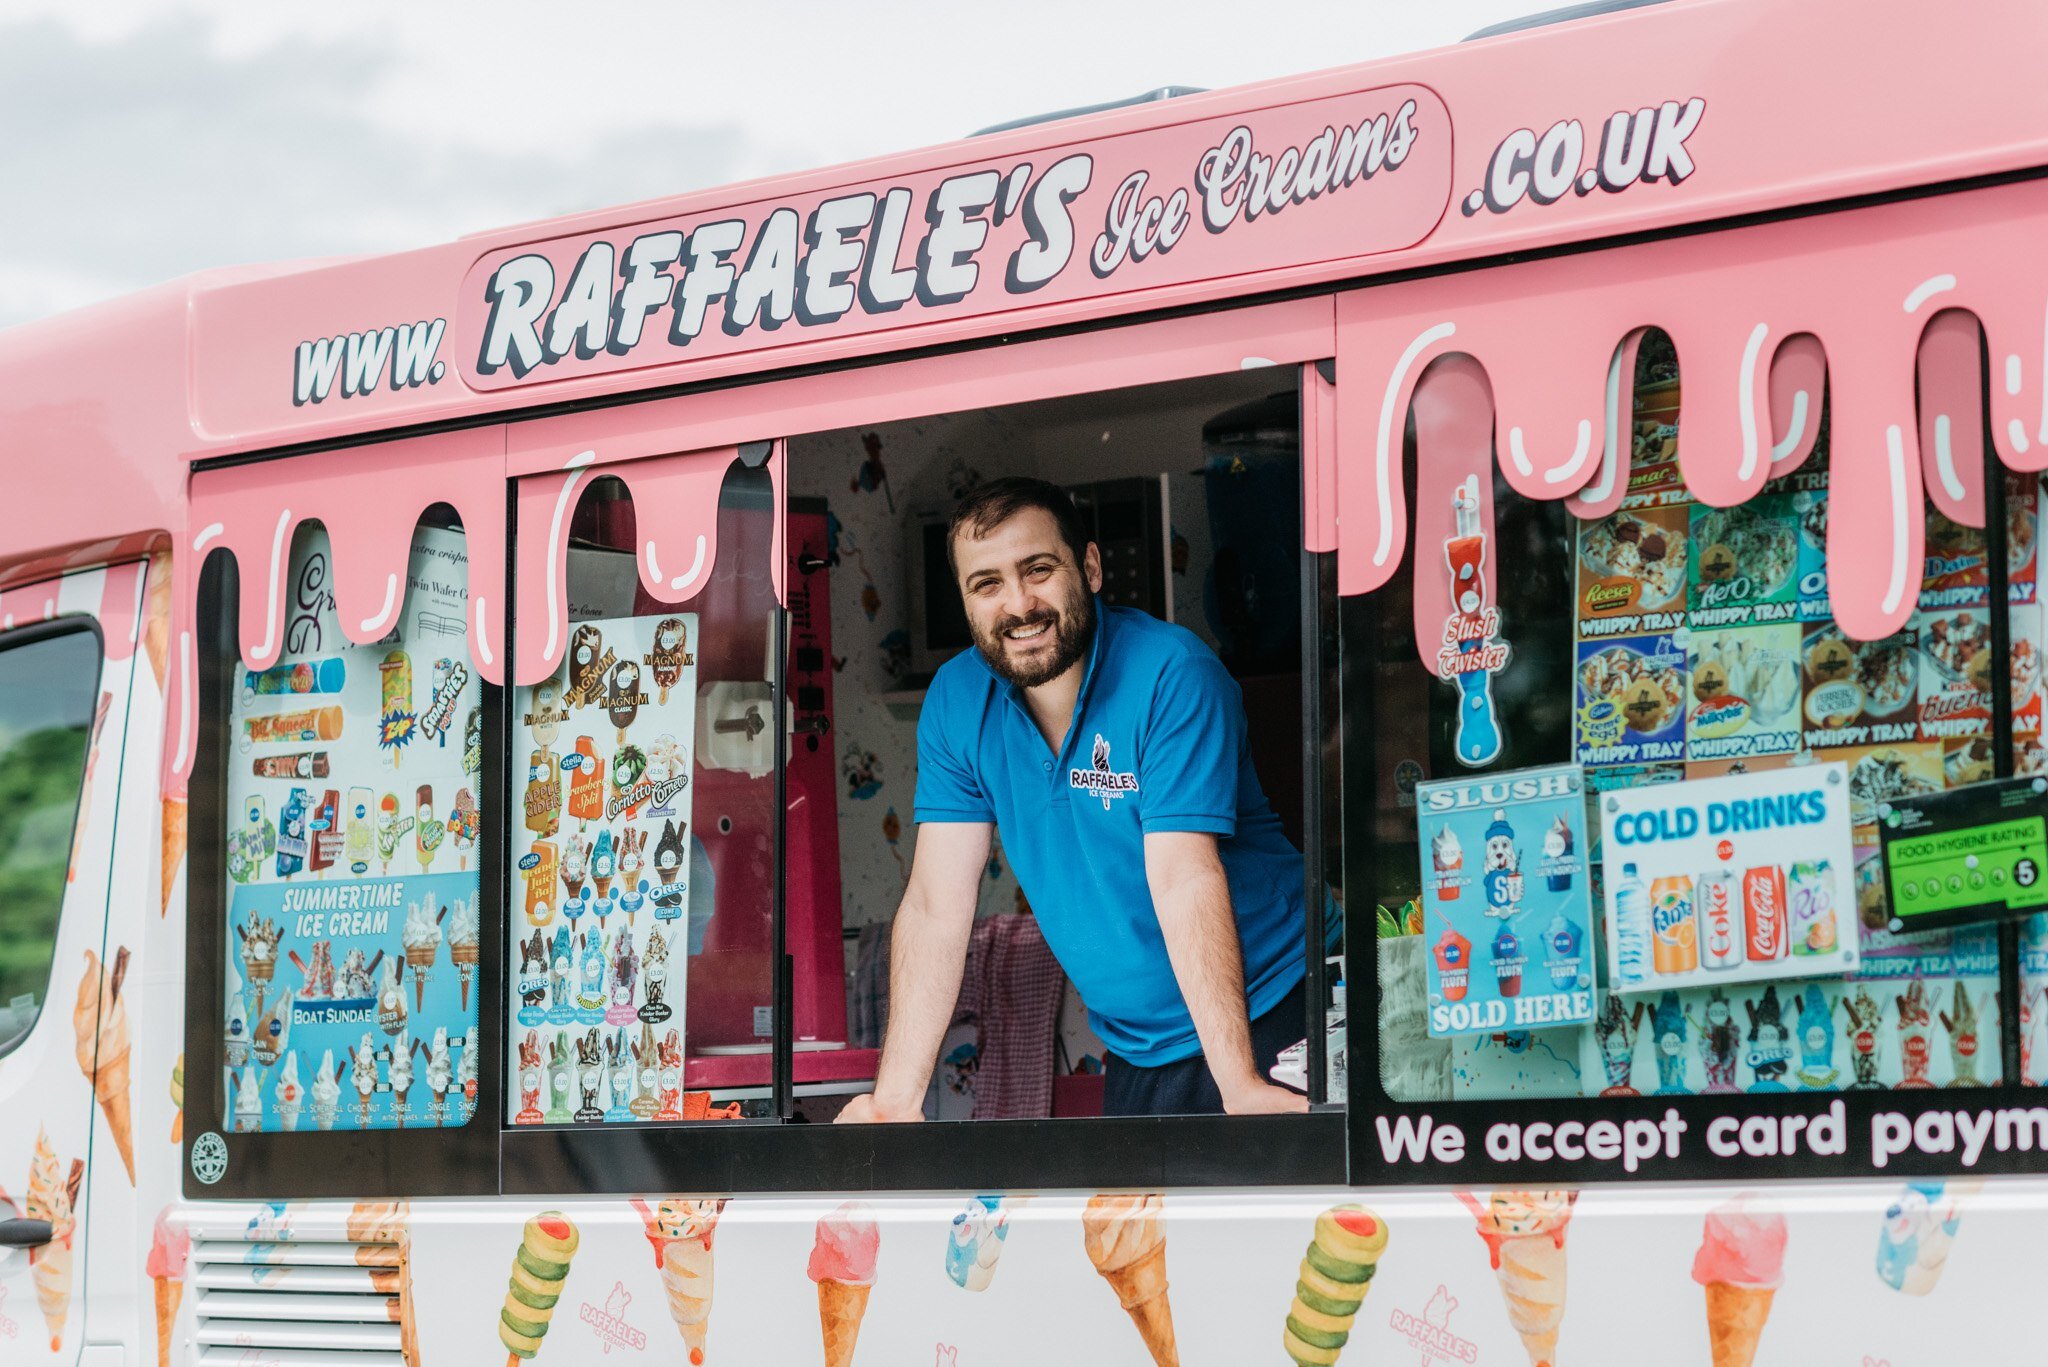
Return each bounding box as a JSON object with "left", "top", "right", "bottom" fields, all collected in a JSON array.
[{"left": 914, "top": 603, "right": 1307, "bottom": 1066}]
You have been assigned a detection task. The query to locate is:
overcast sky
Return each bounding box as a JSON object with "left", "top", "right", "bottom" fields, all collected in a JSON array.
[{"left": 0, "top": 0, "right": 1554, "bottom": 329}]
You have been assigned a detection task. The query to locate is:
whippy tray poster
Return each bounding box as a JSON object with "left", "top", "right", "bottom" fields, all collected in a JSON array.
[
  {"left": 1417, "top": 764, "right": 1596, "bottom": 1038},
  {"left": 508, "top": 613, "right": 698, "bottom": 1126}
]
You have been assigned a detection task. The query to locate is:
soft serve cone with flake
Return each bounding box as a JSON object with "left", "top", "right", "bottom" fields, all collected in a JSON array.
[
  {"left": 1283, "top": 1205, "right": 1388, "bottom": 1366},
  {"left": 1692, "top": 1197, "right": 1786, "bottom": 1367},
  {"left": 1083, "top": 1193, "right": 1177, "bottom": 1367},
  {"left": 71, "top": 946, "right": 134, "bottom": 1181},
  {"left": 809, "top": 1201, "right": 879, "bottom": 1367},
  {"left": 635, "top": 1197, "right": 728, "bottom": 1364},
  {"left": 1457, "top": 1191, "right": 1574, "bottom": 1367}
]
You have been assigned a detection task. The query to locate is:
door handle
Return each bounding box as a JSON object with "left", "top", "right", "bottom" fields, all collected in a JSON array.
[{"left": 0, "top": 1218, "right": 53, "bottom": 1247}]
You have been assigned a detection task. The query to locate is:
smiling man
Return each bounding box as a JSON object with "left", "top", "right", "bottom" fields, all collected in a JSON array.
[{"left": 837, "top": 477, "right": 1309, "bottom": 1120}]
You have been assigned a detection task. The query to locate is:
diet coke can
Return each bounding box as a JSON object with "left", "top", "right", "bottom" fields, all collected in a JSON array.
[
  {"left": 1699, "top": 871, "right": 1743, "bottom": 970},
  {"left": 1743, "top": 865, "right": 1789, "bottom": 962}
]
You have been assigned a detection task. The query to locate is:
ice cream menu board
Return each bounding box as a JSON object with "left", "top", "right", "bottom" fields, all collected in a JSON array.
[
  {"left": 1416, "top": 764, "right": 1595, "bottom": 1038},
  {"left": 1599, "top": 762, "right": 1859, "bottom": 994},
  {"left": 1877, "top": 775, "right": 2048, "bottom": 932},
  {"left": 222, "top": 525, "right": 482, "bottom": 1132},
  {"left": 508, "top": 611, "right": 698, "bottom": 1125}
]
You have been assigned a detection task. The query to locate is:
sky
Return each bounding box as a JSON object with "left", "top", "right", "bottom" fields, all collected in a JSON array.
[{"left": 0, "top": 0, "right": 1557, "bottom": 329}]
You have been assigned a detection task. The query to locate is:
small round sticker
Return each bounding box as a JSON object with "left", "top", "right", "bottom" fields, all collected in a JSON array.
[{"left": 190, "top": 1131, "right": 228, "bottom": 1185}]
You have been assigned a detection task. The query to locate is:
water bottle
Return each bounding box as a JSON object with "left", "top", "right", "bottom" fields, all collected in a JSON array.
[{"left": 1613, "top": 863, "right": 1651, "bottom": 988}]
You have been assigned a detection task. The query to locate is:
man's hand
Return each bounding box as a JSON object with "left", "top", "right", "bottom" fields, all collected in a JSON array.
[
  {"left": 1221, "top": 1079, "right": 1311, "bottom": 1115},
  {"left": 835, "top": 1093, "right": 925, "bottom": 1125}
]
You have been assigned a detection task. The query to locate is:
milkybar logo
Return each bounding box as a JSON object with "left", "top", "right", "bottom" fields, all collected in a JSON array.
[{"left": 1071, "top": 734, "right": 1138, "bottom": 810}]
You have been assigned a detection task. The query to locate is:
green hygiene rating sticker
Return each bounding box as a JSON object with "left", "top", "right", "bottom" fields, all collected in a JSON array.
[{"left": 1878, "top": 776, "right": 2048, "bottom": 932}]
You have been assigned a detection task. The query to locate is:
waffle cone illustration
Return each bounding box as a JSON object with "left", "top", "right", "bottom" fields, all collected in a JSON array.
[
  {"left": 809, "top": 1201, "right": 879, "bottom": 1367},
  {"left": 1692, "top": 1197, "right": 1786, "bottom": 1367},
  {"left": 635, "top": 1198, "right": 728, "bottom": 1364},
  {"left": 147, "top": 1207, "right": 191, "bottom": 1367},
  {"left": 349, "top": 1201, "right": 418, "bottom": 1366},
  {"left": 1457, "top": 1191, "right": 1575, "bottom": 1367},
  {"left": 1083, "top": 1193, "right": 1177, "bottom": 1367},
  {"left": 73, "top": 946, "right": 135, "bottom": 1182},
  {"left": 501, "top": 1211, "right": 580, "bottom": 1363},
  {"left": 1283, "top": 1205, "right": 1388, "bottom": 1366},
  {"left": 26, "top": 1130, "right": 80, "bottom": 1350},
  {"left": 160, "top": 795, "right": 187, "bottom": 915},
  {"left": 153, "top": 1276, "right": 181, "bottom": 1367}
]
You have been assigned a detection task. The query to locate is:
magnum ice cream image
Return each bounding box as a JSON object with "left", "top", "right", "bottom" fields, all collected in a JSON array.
[
  {"left": 71, "top": 945, "right": 134, "bottom": 1181},
  {"left": 1082, "top": 1192, "right": 1177, "bottom": 1367},
  {"left": 1282, "top": 1204, "right": 1387, "bottom": 1367},
  {"left": 1457, "top": 1191, "right": 1575, "bottom": 1367},
  {"left": 946, "top": 1194, "right": 1010, "bottom": 1292},
  {"left": 634, "top": 1197, "right": 729, "bottom": 1364},
  {"left": 1691, "top": 1196, "right": 1786, "bottom": 1367},
  {"left": 500, "top": 1211, "right": 580, "bottom": 1363},
  {"left": 809, "top": 1200, "right": 879, "bottom": 1367},
  {"left": 647, "top": 616, "right": 690, "bottom": 703}
]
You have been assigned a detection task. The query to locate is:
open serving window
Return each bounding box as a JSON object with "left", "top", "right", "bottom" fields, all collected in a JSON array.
[{"left": 1341, "top": 175, "right": 2048, "bottom": 1186}]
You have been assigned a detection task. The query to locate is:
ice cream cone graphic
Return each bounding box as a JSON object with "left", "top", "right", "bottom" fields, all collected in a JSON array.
[
  {"left": 1083, "top": 1192, "right": 1177, "bottom": 1367},
  {"left": 809, "top": 1201, "right": 879, "bottom": 1367},
  {"left": 147, "top": 1206, "right": 191, "bottom": 1367},
  {"left": 1692, "top": 1197, "right": 1785, "bottom": 1367},
  {"left": 634, "top": 1197, "right": 728, "bottom": 1364},
  {"left": 26, "top": 1129, "right": 80, "bottom": 1350},
  {"left": 72, "top": 946, "right": 135, "bottom": 1181},
  {"left": 160, "top": 795, "right": 187, "bottom": 915},
  {"left": 348, "top": 1201, "right": 418, "bottom": 1367},
  {"left": 501, "top": 1211, "right": 580, "bottom": 1364},
  {"left": 1456, "top": 1191, "right": 1575, "bottom": 1367},
  {"left": 1283, "top": 1204, "right": 1388, "bottom": 1366}
]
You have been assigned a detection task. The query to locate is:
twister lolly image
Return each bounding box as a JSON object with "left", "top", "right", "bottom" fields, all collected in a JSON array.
[
  {"left": 71, "top": 946, "right": 135, "bottom": 1181},
  {"left": 448, "top": 786, "right": 479, "bottom": 868},
  {"left": 1481, "top": 810, "right": 1524, "bottom": 919},
  {"left": 1650, "top": 991, "right": 1689, "bottom": 1095},
  {"left": 275, "top": 1050, "right": 304, "bottom": 1130},
  {"left": 148, "top": 1207, "right": 190, "bottom": 1367},
  {"left": 1840, "top": 986, "right": 1885, "bottom": 1088},
  {"left": 947, "top": 1194, "right": 1011, "bottom": 1292},
  {"left": 242, "top": 705, "right": 343, "bottom": 747},
  {"left": 1457, "top": 1191, "right": 1574, "bottom": 1367},
  {"left": 1896, "top": 979, "right": 1935, "bottom": 1088},
  {"left": 1793, "top": 988, "right": 1838, "bottom": 1089},
  {"left": 1593, "top": 993, "right": 1645, "bottom": 1096},
  {"left": 1688, "top": 989, "right": 1741, "bottom": 1094},
  {"left": 606, "top": 657, "right": 646, "bottom": 743},
  {"left": 1083, "top": 1192, "right": 1177, "bottom": 1367},
  {"left": 378, "top": 648, "right": 416, "bottom": 764},
  {"left": 344, "top": 787, "right": 376, "bottom": 875},
  {"left": 311, "top": 1049, "right": 341, "bottom": 1130},
  {"left": 524, "top": 840, "right": 560, "bottom": 925},
  {"left": 646, "top": 616, "right": 690, "bottom": 703},
  {"left": 308, "top": 788, "right": 341, "bottom": 876},
  {"left": 1939, "top": 981, "right": 1984, "bottom": 1085},
  {"left": 500, "top": 1212, "right": 581, "bottom": 1364},
  {"left": 414, "top": 783, "right": 444, "bottom": 872},
  {"left": 1441, "top": 476, "right": 1509, "bottom": 766},
  {"left": 633, "top": 1198, "right": 727, "bottom": 1365},
  {"left": 227, "top": 795, "right": 274, "bottom": 885},
  {"left": 376, "top": 792, "right": 413, "bottom": 874},
  {"left": 1744, "top": 986, "right": 1791, "bottom": 1092},
  {"left": 27, "top": 1128, "right": 80, "bottom": 1350},
  {"left": 1876, "top": 1178, "right": 1980, "bottom": 1294},
  {"left": 565, "top": 624, "right": 609, "bottom": 709},
  {"left": 810, "top": 1201, "right": 880, "bottom": 1367},
  {"left": 449, "top": 899, "right": 480, "bottom": 1009},
  {"left": 1282, "top": 1204, "right": 1387, "bottom": 1367},
  {"left": 567, "top": 736, "right": 606, "bottom": 826},
  {"left": 245, "top": 655, "right": 345, "bottom": 697},
  {"left": 402, "top": 897, "right": 442, "bottom": 1009},
  {"left": 1691, "top": 1196, "right": 1785, "bottom": 1367},
  {"left": 524, "top": 746, "right": 563, "bottom": 838},
  {"left": 274, "top": 787, "right": 308, "bottom": 878}
]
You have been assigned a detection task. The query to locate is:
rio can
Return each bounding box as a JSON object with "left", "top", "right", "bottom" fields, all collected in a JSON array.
[{"left": 1788, "top": 860, "right": 1839, "bottom": 957}]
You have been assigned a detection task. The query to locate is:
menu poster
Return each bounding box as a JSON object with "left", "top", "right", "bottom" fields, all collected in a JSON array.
[
  {"left": 1877, "top": 775, "right": 2048, "bottom": 933},
  {"left": 1575, "top": 635, "right": 1686, "bottom": 765},
  {"left": 508, "top": 610, "right": 699, "bottom": 1126},
  {"left": 1417, "top": 764, "right": 1596, "bottom": 1038},
  {"left": 1599, "top": 761, "right": 1860, "bottom": 995},
  {"left": 223, "top": 525, "right": 483, "bottom": 1133}
]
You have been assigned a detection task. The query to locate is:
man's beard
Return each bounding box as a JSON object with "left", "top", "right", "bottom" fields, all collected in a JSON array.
[{"left": 972, "top": 588, "right": 1095, "bottom": 688}]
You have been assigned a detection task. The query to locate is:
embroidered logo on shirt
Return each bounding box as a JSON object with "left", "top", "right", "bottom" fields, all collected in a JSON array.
[{"left": 1070, "top": 733, "right": 1139, "bottom": 810}]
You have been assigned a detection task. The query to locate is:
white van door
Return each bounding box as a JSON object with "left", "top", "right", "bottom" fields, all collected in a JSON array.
[{"left": 0, "top": 561, "right": 148, "bottom": 1364}]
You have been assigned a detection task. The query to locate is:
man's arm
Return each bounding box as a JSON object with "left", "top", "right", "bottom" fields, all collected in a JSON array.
[
  {"left": 1144, "top": 830, "right": 1308, "bottom": 1115},
  {"left": 836, "top": 820, "right": 993, "bottom": 1123}
]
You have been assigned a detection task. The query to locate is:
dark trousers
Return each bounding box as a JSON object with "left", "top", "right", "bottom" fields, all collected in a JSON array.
[{"left": 1101, "top": 977, "right": 1308, "bottom": 1117}]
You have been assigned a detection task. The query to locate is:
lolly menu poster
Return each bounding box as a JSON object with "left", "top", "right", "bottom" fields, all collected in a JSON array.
[
  {"left": 508, "top": 612, "right": 698, "bottom": 1126},
  {"left": 222, "top": 524, "right": 483, "bottom": 1132},
  {"left": 1417, "top": 764, "right": 1595, "bottom": 1038},
  {"left": 1599, "top": 761, "right": 1859, "bottom": 995}
]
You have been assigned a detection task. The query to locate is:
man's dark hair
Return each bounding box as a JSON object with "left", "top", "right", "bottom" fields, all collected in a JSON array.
[{"left": 945, "top": 477, "right": 1091, "bottom": 576}]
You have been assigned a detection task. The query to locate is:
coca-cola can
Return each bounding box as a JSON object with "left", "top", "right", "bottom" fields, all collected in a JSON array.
[
  {"left": 1699, "top": 871, "right": 1743, "bottom": 970},
  {"left": 1744, "top": 865, "right": 1789, "bottom": 961}
]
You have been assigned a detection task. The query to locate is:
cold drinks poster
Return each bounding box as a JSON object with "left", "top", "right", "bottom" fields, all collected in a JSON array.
[
  {"left": 1417, "top": 764, "right": 1595, "bottom": 1038},
  {"left": 507, "top": 613, "right": 698, "bottom": 1126},
  {"left": 222, "top": 524, "right": 483, "bottom": 1133},
  {"left": 1600, "top": 761, "right": 1859, "bottom": 995}
]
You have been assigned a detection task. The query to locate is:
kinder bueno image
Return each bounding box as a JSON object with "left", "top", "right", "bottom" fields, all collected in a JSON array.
[
  {"left": 1599, "top": 761, "right": 1859, "bottom": 994},
  {"left": 1915, "top": 608, "right": 1998, "bottom": 742},
  {"left": 1577, "top": 502, "right": 1690, "bottom": 637},
  {"left": 1801, "top": 622, "right": 1919, "bottom": 750},
  {"left": 1685, "top": 624, "right": 1801, "bottom": 762},
  {"left": 1575, "top": 634, "right": 1687, "bottom": 767}
]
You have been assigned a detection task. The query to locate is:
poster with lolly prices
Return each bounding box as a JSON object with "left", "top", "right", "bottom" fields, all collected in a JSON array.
[
  {"left": 222, "top": 524, "right": 483, "bottom": 1132},
  {"left": 1599, "top": 762, "right": 1859, "bottom": 996},
  {"left": 1416, "top": 764, "right": 1596, "bottom": 1038},
  {"left": 507, "top": 611, "right": 698, "bottom": 1126}
]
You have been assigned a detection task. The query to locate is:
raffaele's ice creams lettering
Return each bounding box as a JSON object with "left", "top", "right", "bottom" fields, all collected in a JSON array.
[
  {"left": 1457, "top": 1190, "right": 1574, "bottom": 1367},
  {"left": 1691, "top": 1197, "right": 1785, "bottom": 1367},
  {"left": 809, "top": 1201, "right": 879, "bottom": 1367}
]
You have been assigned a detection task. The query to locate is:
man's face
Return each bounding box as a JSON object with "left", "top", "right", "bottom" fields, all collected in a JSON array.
[{"left": 952, "top": 507, "right": 1102, "bottom": 688}]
